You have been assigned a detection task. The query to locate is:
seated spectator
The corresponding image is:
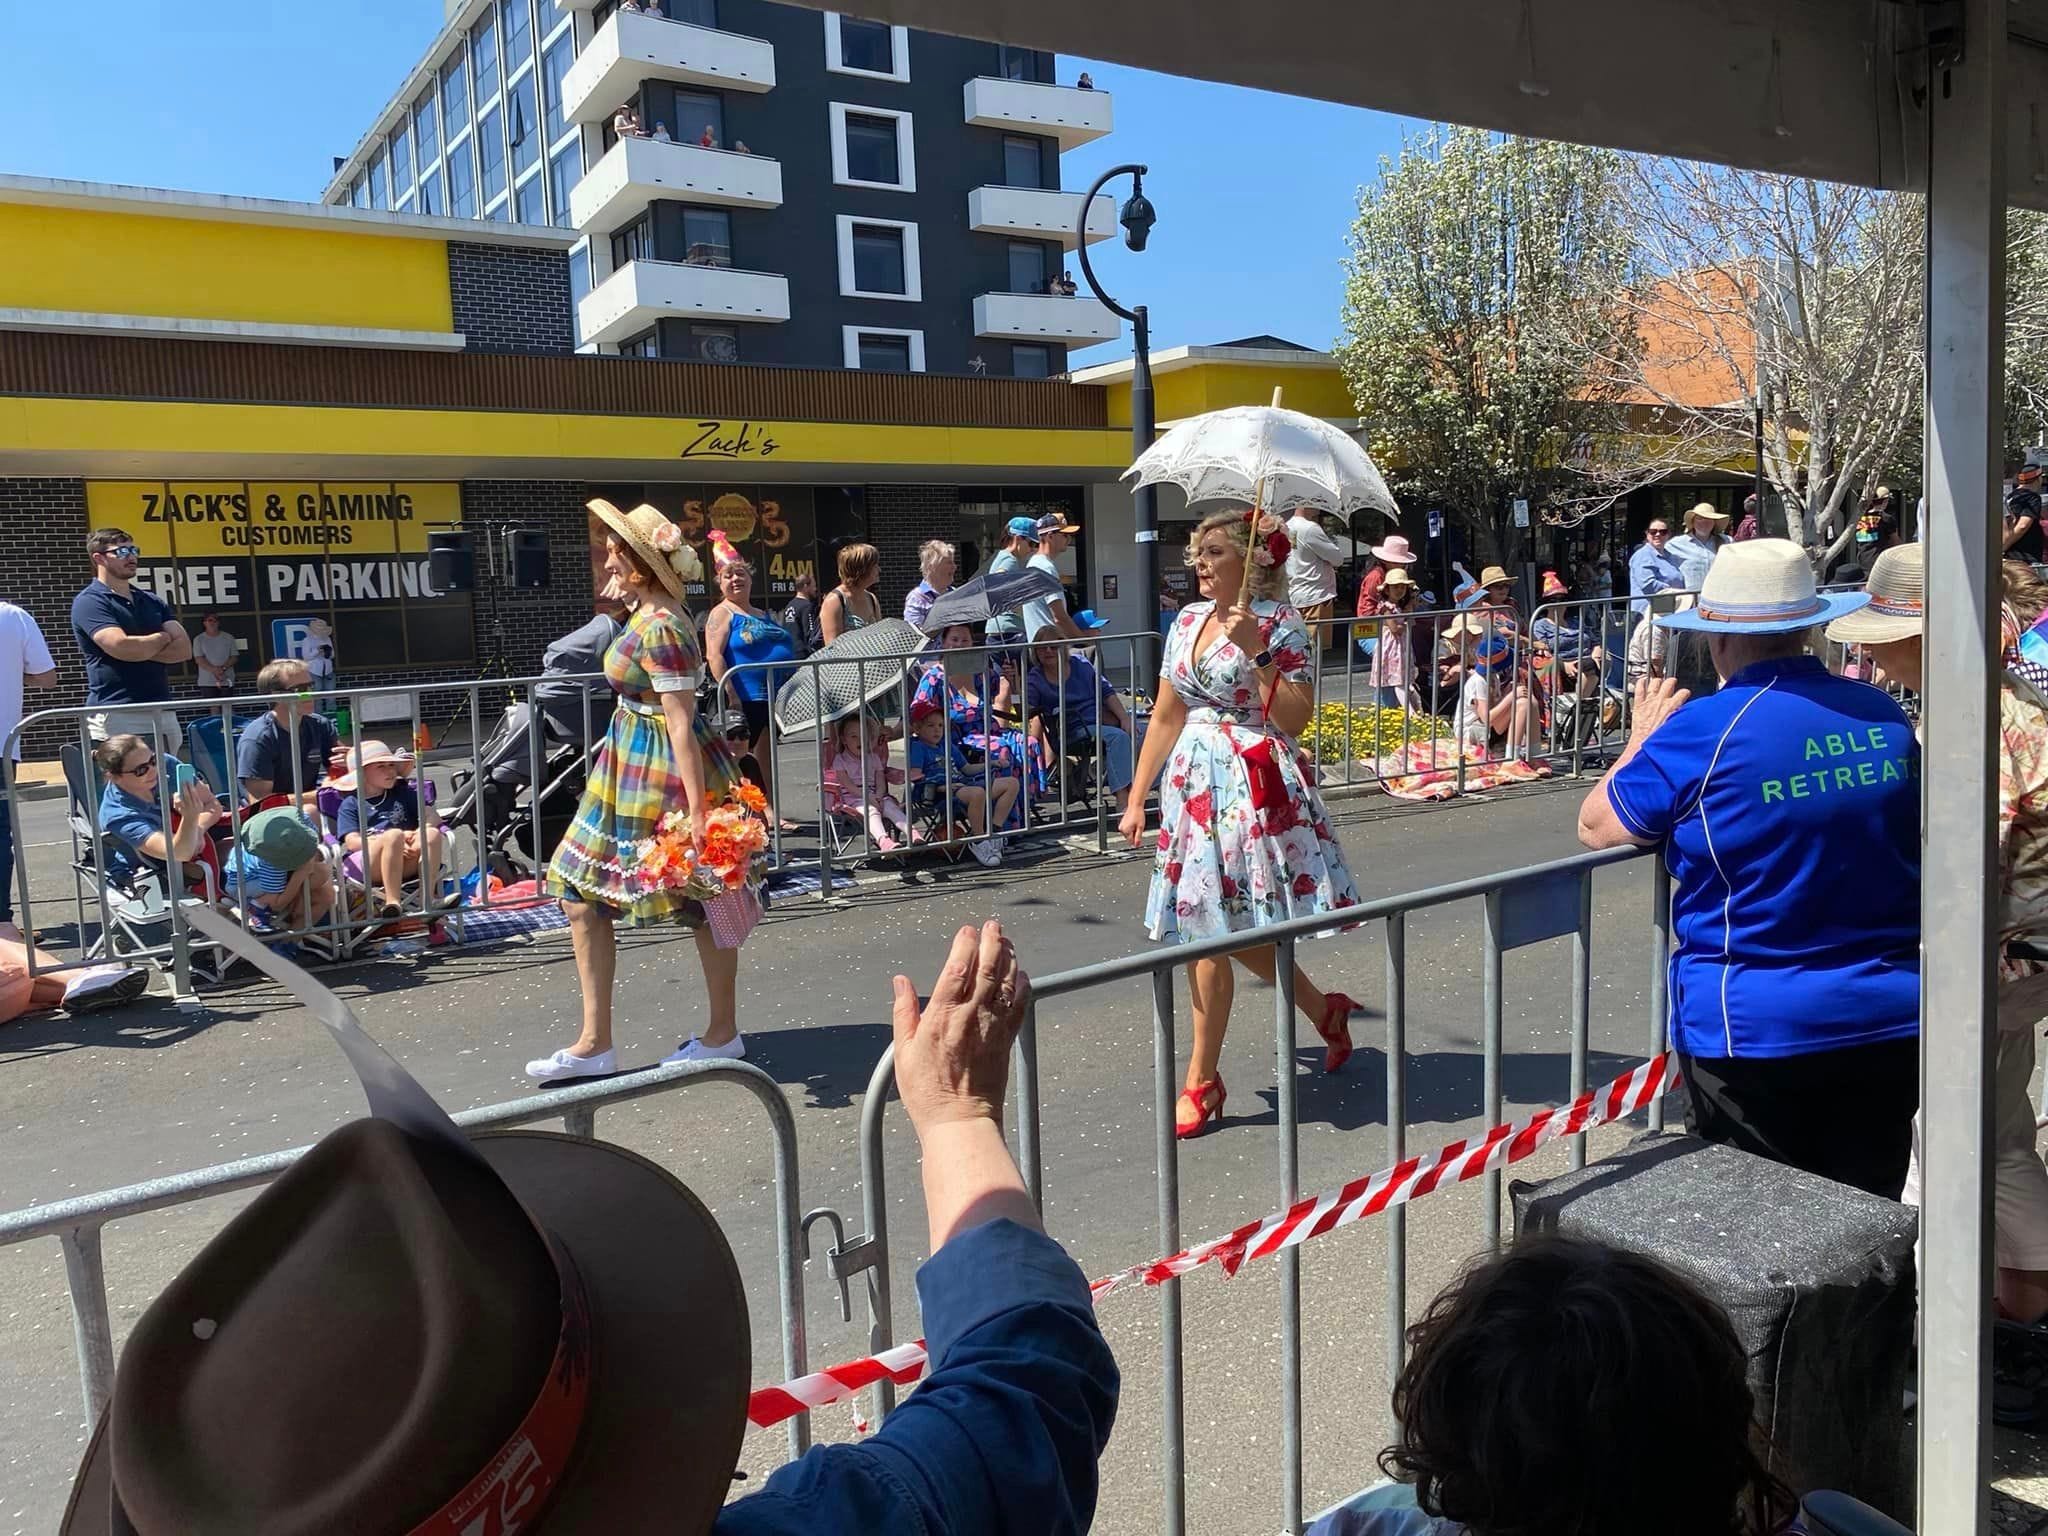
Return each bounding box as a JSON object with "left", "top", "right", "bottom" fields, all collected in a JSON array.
[
  {"left": 1579, "top": 540, "right": 1919, "bottom": 1199},
  {"left": 236, "top": 658, "right": 343, "bottom": 808},
  {"left": 1025, "top": 627, "right": 1142, "bottom": 811},
  {"left": 699, "top": 123, "right": 717, "bottom": 149},
  {"left": 1307, "top": 1236, "right": 1796, "bottom": 1535},
  {"left": 1452, "top": 637, "right": 1535, "bottom": 758},
  {"left": 92, "top": 733, "right": 222, "bottom": 892},
  {"left": 333, "top": 741, "right": 453, "bottom": 920},
  {"left": 59, "top": 921, "right": 1117, "bottom": 1535},
  {"left": 651, "top": 120, "right": 672, "bottom": 142},
  {"left": 224, "top": 806, "right": 336, "bottom": 941},
  {"left": 908, "top": 698, "right": 1014, "bottom": 867},
  {"left": 823, "top": 712, "right": 912, "bottom": 851},
  {"left": 733, "top": 139, "right": 752, "bottom": 154},
  {"left": 0, "top": 936, "right": 145, "bottom": 1024}
]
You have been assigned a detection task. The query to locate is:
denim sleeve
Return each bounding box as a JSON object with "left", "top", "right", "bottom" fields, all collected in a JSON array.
[{"left": 720, "top": 1219, "right": 1118, "bottom": 1536}]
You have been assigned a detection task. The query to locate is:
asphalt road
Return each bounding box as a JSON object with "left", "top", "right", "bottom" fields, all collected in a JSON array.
[{"left": 0, "top": 781, "right": 1747, "bottom": 1532}]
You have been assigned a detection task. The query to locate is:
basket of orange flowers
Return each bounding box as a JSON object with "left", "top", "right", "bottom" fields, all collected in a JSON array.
[{"left": 632, "top": 780, "right": 771, "bottom": 948}]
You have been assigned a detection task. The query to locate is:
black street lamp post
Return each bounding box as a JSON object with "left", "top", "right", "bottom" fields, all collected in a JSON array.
[{"left": 1074, "top": 163, "right": 1158, "bottom": 670}]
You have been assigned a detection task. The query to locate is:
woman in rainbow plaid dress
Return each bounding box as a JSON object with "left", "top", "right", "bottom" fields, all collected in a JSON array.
[{"left": 526, "top": 500, "right": 754, "bottom": 1082}]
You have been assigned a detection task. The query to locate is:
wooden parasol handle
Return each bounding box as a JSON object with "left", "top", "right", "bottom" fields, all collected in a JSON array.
[{"left": 1238, "top": 386, "right": 1286, "bottom": 609}]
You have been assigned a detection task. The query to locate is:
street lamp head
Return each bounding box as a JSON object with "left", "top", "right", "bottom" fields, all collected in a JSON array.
[{"left": 1119, "top": 180, "right": 1157, "bottom": 252}]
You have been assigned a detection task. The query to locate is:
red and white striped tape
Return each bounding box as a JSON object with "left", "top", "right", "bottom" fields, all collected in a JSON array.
[{"left": 745, "top": 1052, "right": 1677, "bottom": 1430}]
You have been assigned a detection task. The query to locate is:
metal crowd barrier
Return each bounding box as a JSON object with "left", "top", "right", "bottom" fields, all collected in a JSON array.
[
  {"left": 715, "top": 628, "right": 1159, "bottom": 888},
  {"left": 838, "top": 841, "right": 1666, "bottom": 1535},
  {"left": 0, "top": 1057, "right": 819, "bottom": 1461}
]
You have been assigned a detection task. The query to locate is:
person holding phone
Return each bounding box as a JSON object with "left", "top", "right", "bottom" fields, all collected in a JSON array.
[{"left": 92, "top": 734, "right": 224, "bottom": 892}]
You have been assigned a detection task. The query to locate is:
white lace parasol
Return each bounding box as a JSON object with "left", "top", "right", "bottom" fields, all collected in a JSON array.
[{"left": 1123, "top": 403, "right": 1400, "bottom": 519}]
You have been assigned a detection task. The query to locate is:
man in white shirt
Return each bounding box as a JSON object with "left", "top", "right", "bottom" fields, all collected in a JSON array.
[
  {"left": 296, "top": 618, "right": 337, "bottom": 691},
  {"left": 192, "top": 614, "right": 238, "bottom": 697},
  {"left": 1284, "top": 510, "right": 1347, "bottom": 627},
  {"left": 0, "top": 603, "right": 58, "bottom": 937},
  {"left": 1022, "top": 513, "right": 1086, "bottom": 644}
]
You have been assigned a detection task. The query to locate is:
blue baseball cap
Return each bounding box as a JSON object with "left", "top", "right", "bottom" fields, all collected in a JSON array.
[
  {"left": 1004, "top": 516, "right": 1041, "bottom": 542},
  {"left": 1071, "top": 609, "right": 1111, "bottom": 631}
]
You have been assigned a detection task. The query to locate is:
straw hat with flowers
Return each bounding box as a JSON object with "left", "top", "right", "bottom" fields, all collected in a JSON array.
[{"left": 588, "top": 499, "right": 705, "bottom": 605}]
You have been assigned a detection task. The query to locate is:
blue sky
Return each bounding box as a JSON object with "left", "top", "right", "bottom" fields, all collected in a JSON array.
[{"left": 0, "top": 1, "right": 1423, "bottom": 359}]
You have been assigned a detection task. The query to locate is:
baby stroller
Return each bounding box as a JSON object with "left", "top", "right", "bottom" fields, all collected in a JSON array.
[{"left": 443, "top": 699, "right": 592, "bottom": 881}]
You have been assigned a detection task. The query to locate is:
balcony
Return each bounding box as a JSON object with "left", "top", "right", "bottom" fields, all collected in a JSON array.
[
  {"left": 973, "top": 291, "right": 1121, "bottom": 349},
  {"left": 967, "top": 186, "right": 1113, "bottom": 249},
  {"left": 579, "top": 259, "right": 790, "bottom": 347},
  {"left": 572, "top": 137, "right": 783, "bottom": 235},
  {"left": 563, "top": 10, "right": 775, "bottom": 125},
  {"left": 962, "top": 77, "right": 1112, "bottom": 152}
]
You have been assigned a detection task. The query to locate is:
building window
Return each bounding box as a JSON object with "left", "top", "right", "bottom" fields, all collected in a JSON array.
[
  {"left": 612, "top": 215, "right": 654, "bottom": 270},
  {"left": 448, "top": 139, "right": 477, "bottom": 218},
  {"left": 673, "top": 0, "right": 717, "bottom": 23},
  {"left": 619, "top": 329, "right": 659, "bottom": 360},
  {"left": 549, "top": 140, "right": 581, "bottom": 227},
  {"left": 1012, "top": 344, "right": 1053, "bottom": 378},
  {"left": 569, "top": 242, "right": 592, "bottom": 345},
  {"left": 1002, "top": 134, "right": 1045, "bottom": 189},
  {"left": 479, "top": 105, "right": 507, "bottom": 203},
  {"left": 671, "top": 90, "right": 723, "bottom": 149},
  {"left": 508, "top": 73, "right": 540, "bottom": 176},
  {"left": 368, "top": 155, "right": 387, "bottom": 209},
  {"left": 687, "top": 324, "right": 740, "bottom": 362},
  {"left": 502, "top": 0, "right": 533, "bottom": 69},
  {"left": 680, "top": 206, "right": 733, "bottom": 267},
  {"left": 1007, "top": 240, "right": 1050, "bottom": 295},
  {"left": 825, "top": 13, "right": 909, "bottom": 81},
  {"left": 442, "top": 47, "right": 469, "bottom": 138},
  {"left": 472, "top": 12, "right": 500, "bottom": 104},
  {"left": 487, "top": 197, "right": 511, "bottom": 222},
  {"left": 414, "top": 93, "right": 440, "bottom": 166},
  {"left": 996, "top": 45, "right": 1045, "bottom": 82},
  {"left": 837, "top": 216, "right": 920, "bottom": 301},
  {"left": 844, "top": 327, "right": 924, "bottom": 372},
  {"left": 350, "top": 176, "right": 368, "bottom": 208},
  {"left": 416, "top": 166, "right": 442, "bottom": 216},
  {"left": 541, "top": 32, "right": 574, "bottom": 145},
  {"left": 516, "top": 172, "right": 545, "bottom": 226},
  {"left": 830, "top": 102, "right": 915, "bottom": 192},
  {"left": 390, "top": 125, "right": 413, "bottom": 197}
]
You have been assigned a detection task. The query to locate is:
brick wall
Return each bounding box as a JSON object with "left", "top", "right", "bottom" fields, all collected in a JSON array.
[
  {"left": 457, "top": 481, "right": 598, "bottom": 670},
  {"left": 866, "top": 484, "right": 958, "bottom": 621},
  {"left": 447, "top": 243, "right": 574, "bottom": 354},
  {"left": 0, "top": 477, "right": 96, "bottom": 760}
]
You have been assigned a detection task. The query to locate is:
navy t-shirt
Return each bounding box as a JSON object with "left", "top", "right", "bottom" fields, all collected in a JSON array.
[
  {"left": 71, "top": 582, "right": 175, "bottom": 706},
  {"left": 1605, "top": 656, "right": 1921, "bottom": 1060},
  {"left": 335, "top": 780, "right": 420, "bottom": 838},
  {"left": 235, "top": 711, "right": 340, "bottom": 800}
]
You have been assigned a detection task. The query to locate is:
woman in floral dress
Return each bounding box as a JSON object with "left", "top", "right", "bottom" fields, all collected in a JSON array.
[
  {"left": 1120, "top": 507, "right": 1363, "bottom": 1137},
  {"left": 527, "top": 500, "right": 758, "bottom": 1082}
]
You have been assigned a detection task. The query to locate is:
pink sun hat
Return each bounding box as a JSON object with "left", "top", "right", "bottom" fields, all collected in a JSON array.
[{"left": 1370, "top": 534, "right": 1418, "bottom": 564}]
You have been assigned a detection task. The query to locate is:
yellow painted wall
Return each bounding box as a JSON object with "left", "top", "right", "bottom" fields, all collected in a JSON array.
[
  {"left": 1105, "top": 359, "right": 1357, "bottom": 426},
  {"left": 0, "top": 203, "right": 456, "bottom": 334}
]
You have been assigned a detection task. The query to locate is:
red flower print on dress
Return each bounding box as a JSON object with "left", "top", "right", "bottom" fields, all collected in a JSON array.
[
  {"left": 1292, "top": 873, "right": 1317, "bottom": 897},
  {"left": 1165, "top": 860, "right": 1184, "bottom": 883},
  {"left": 1221, "top": 875, "right": 1239, "bottom": 899},
  {"left": 1271, "top": 646, "right": 1307, "bottom": 675},
  {"left": 1185, "top": 790, "right": 1214, "bottom": 830},
  {"left": 1156, "top": 828, "right": 1170, "bottom": 851}
]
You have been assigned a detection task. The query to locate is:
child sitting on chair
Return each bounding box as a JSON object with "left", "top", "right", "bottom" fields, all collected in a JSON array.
[
  {"left": 824, "top": 712, "right": 913, "bottom": 850},
  {"left": 907, "top": 697, "right": 1016, "bottom": 869},
  {"left": 224, "top": 806, "right": 336, "bottom": 941},
  {"left": 334, "top": 741, "right": 454, "bottom": 920}
]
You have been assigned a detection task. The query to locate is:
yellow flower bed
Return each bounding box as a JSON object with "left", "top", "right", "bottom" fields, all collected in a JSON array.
[{"left": 1300, "top": 702, "right": 1449, "bottom": 765}]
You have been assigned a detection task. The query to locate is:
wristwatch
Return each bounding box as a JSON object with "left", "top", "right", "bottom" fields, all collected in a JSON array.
[{"left": 1250, "top": 649, "right": 1274, "bottom": 670}]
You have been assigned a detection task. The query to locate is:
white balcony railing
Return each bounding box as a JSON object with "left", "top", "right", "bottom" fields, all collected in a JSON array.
[
  {"left": 962, "top": 77, "right": 1113, "bottom": 152},
  {"left": 571, "top": 136, "right": 783, "bottom": 235},
  {"left": 563, "top": 9, "right": 775, "bottom": 125},
  {"left": 972, "top": 290, "right": 1121, "bottom": 349},
  {"left": 579, "top": 258, "right": 791, "bottom": 347},
  {"left": 967, "top": 185, "right": 1114, "bottom": 249}
]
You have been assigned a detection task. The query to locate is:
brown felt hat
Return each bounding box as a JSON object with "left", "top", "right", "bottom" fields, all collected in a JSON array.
[{"left": 61, "top": 1118, "right": 749, "bottom": 1535}]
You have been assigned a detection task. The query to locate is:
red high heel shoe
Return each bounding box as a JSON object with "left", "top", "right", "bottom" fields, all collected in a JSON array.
[
  {"left": 1314, "top": 992, "right": 1358, "bottom": 1074},
  {"left": 1175, "top": 1076, "right": 1226, "bottom": 1139}
]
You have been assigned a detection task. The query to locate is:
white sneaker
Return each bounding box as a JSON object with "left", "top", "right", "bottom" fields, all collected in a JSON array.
[
  {"left": 659, "top": 1034, "right": 748, "bottom": 1065},
  {"left": 525, "top": 1047, "right": 617, "bottom": 1082},
  {"left": 62, "top": 966, "right": 149, "bottom": 1014},
  {"left": 968, "top": 838, "right": 1002, "bottom": 868}
]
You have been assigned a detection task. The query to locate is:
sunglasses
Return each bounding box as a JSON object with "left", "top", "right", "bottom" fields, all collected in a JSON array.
[
  {"left": 120, "top": 754, "right": 157, "bottom": 776},
  {"left": 102, "top": 545, "right": 141, "bottom": 560},
  {"left": 1646, "top": 528, "right": 1670, "bottom": 537}
]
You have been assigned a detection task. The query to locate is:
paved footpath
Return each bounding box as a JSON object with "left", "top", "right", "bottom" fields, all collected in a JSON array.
[{"left": 2, "top": 782, "right": 2042, "bottom": 1533}]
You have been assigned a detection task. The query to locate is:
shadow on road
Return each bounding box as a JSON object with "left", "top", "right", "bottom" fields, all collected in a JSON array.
[
  {"left": 0, "top": 1000, "right": 208, "bottom": 1062},
  {"left": 1238, "top": 1046, "right": 1644, "bottom": 1134},
  {"left": 746, "top": 1020, "right": 894, "bottom": 1110}
]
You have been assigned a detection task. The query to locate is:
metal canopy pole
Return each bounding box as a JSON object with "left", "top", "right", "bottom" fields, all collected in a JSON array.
[{"left": 1921, "top": 4, "right": 2004, "bottom": 1528}]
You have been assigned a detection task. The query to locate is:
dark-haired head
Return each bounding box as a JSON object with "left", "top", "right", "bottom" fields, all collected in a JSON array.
[{"left": 1380, "top": 1235, "right": 1794, "bottom": 1536}]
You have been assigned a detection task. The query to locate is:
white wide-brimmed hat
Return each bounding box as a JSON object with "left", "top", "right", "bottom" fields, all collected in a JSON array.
[
  {"left": 1370, "top": 534, "right": 1418, "bottom": 564},
  {"left": 1658, "top": 538, "right": 1868, "bottom": 634},
  {"left": 1824, "top": 543, "right": 1924, "bottom": 645},
  {"left": 1684, "top": 501, "right": 1733, "bottom": 526},
  {"left": 333, "top": 739, "right": 414, "bottom": 792}
]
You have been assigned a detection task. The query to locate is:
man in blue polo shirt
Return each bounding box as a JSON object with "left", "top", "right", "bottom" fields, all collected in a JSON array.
[
  {"left": 1579, "top": 539, "right": 1920, "bottom": 1198},
  {"left": 72, "top": 526, "right": 190, "bottom": 754}
]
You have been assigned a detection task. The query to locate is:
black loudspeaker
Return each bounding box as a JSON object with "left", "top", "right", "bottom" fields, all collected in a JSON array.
[
  {"left": 1513, "top": 1133, "right": 1918, "bottom": 1520},
  {"left": 428, "top": 530, "right": 476, "bottom": 594},
  {"left": 507, "top": 528, "right": 550, "bottom": 589}
]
